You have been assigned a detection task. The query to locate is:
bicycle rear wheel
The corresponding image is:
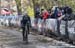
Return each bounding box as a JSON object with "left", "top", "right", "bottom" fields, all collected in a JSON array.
[{"left": 24, "top": 25, "right": 28, "bottom": 43}]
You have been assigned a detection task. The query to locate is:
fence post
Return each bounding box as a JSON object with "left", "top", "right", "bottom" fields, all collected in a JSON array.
[
  {"left": 65, "top": 15, "right": 69, "bottom": 39},
  {"left": 74, "top": 15, "right": 75, "bottom": 32},
  {"left": 57, "top": 19, "right": 61, "bottom": 36}
]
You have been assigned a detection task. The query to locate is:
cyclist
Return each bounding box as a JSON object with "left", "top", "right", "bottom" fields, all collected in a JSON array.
[{"left": 21, "top": 12, "right": 31, "bottom": 43}]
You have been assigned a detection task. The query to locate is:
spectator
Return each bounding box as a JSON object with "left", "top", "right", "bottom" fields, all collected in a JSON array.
[
  {"left": 47, "top": 9, "right": 52, "bottom": 18},
  {"left": 42, "top": 9, "right": 49, "bottom": 20},
  {"left": 51, "top": 7, "right": 59, "bottom": 18},
  {"left": 34, "top": 7, "right": 40, "bottom": 28},
  {"left": 41, "top": 9, "right": 49, "bottom": 36}
]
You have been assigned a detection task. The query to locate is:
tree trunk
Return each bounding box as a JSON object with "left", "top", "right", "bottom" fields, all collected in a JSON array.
[
  {"left": 15, "top": 0, "right": 22, "bottom": 15},
  {"left": 32, "top": 0, "right": 36, "bottom": 17}
]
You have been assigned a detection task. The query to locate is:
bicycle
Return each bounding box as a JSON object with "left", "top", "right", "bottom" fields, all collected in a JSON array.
[{"left": 22, "top": 23, "right": 29, "bottom": 43}]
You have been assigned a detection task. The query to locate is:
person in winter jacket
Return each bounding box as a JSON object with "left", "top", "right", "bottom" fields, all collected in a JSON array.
[
  {"left": 21, "top": 12, "right": 31, "bottom": 43},
  {"left": 43, "top": 10, "right": 49, "bottom": 20}
]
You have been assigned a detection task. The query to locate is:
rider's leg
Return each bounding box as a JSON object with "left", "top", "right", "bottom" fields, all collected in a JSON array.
[
  {"left": 27, "top": 24, "right": 30, "bottom": 34},
  {"left": 25, "top": 26, "right": 28, "bottom": 43},
  {"left": 22, "top": 27, "right": 25, "bottom": 41}
]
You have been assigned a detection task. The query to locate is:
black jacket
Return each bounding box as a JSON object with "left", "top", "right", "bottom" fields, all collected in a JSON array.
[
  {"left": 21, "top": 15, "right": 31, "bottom": 27},
  {"left": 63, "top": 6, "right": 72, "bottom": 14}
]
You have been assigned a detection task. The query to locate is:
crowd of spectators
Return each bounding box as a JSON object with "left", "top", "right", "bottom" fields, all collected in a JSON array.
[{"left": 34, "top": 5, "right": 73, "bottom": 24}]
